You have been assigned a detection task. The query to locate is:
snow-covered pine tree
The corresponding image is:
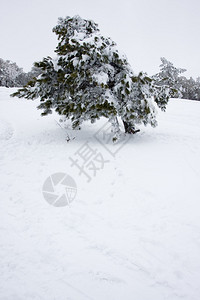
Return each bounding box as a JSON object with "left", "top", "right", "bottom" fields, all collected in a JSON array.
[
  {"left": 153, "top": 57, "right": 186, "bottom": 98},
  {"left": 179, "top": 76, "right": 200, "bottom": 101},
  {"left": 0, "top": 58, "right": 27, "bottom": 87},
  {"left": 11, "top": 16, "right": 170, "bottom": 138}
]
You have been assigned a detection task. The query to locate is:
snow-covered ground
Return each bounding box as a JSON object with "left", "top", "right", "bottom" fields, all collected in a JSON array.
[{"left": 0, "top": 87, "right": 200, "bottom": 300}]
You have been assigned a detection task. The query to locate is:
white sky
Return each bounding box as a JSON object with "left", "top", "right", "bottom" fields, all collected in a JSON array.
[{"left": 1, "top": 0, "right": 200, "bottom": 78}]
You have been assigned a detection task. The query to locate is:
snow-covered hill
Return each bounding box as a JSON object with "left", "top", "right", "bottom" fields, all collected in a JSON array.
[{"left": 1, "top": 87, "right": 200, "bottom": 300}]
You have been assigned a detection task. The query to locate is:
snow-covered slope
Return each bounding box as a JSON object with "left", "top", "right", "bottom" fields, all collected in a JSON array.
[{"left": 0, "top": 87, "right": 200, "bottom": 300}]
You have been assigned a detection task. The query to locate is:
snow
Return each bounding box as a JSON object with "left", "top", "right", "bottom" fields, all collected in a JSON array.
[
  {"left": 93, "top": 72, "right": 108, "bottom": 85},
  {"left": 0, "top": 87, "right": 200, "bottom": 300}
]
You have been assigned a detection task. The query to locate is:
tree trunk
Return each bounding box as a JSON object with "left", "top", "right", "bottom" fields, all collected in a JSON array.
[{"left": 122, "top": 120, "right": 140, "bottom": 134}]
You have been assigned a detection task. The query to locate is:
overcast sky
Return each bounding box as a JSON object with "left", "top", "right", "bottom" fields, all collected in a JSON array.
[{"left": 1, "top": 0, "right": 200, "bottom": 78}]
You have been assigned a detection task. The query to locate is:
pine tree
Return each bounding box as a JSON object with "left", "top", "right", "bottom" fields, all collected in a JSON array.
[
  {"left": 11, "top": 16, "right": 170, "bottom": 138},
  {"left": 179, "top": 76, "right": 200, "bottom": 101},
  {"left": 0, "top": 58, "right": 28, "bottom": 87},
  {"left": 153, "top": 57, "right": 186, "bottom": 98}
]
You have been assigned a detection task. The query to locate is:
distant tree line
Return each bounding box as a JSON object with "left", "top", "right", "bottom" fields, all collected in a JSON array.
[
  {"left": 0, "top": 58, "right": 40, "bottom": 88},
  {"left": 153, "top": 57, "right": 200, "bottom": 101},
  {"left": 1, "top": 56, "right": 199, "bottom": 101}
]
